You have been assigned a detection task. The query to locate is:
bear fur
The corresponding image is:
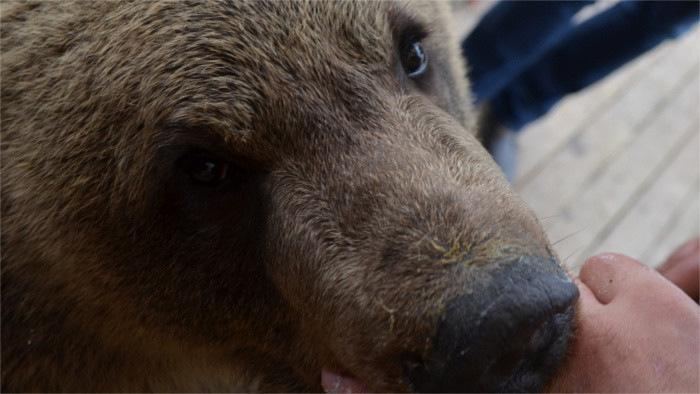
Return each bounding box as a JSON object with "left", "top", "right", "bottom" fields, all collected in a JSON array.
[{"left": 1, "top": 1, "right": 575, "bottom": 391}]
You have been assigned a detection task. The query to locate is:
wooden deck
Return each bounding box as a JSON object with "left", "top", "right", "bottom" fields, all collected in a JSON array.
[{"left": 451, "top": 1, "right": 700, "bottom": 272}]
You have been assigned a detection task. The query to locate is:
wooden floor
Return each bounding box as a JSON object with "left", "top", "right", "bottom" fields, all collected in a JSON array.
[{"left": 451, "top": 2, "right": 700, "bottom": 272}]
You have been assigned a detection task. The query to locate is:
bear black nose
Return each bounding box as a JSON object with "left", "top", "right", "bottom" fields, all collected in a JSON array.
[{"left": 402, "top": 254, "right": 579, "bottom": 393}]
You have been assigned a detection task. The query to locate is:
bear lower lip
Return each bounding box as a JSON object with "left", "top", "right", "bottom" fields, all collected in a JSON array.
[{"left": 321, "top": 369, "right": 370, "bottom": 393}]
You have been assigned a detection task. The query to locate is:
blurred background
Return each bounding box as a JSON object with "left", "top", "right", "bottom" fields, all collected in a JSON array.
[{"left": 450, "top": 1, "right": 699, "bottom": 272}]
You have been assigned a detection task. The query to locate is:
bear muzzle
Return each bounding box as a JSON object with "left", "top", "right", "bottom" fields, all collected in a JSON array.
[{"left": 400, "top": 254, "right": 579, "bottom": 392}]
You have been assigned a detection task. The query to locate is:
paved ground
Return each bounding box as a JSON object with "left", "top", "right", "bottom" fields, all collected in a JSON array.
[{"left": 451, "top": 1, "right": 700, "bottom": 271}]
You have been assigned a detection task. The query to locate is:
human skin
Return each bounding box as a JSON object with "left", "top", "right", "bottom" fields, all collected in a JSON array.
[
  {"left": 322, "top": 239, "right": 700, "bottom": 393},
  {"left": 656, "top": 238, "right": 699, "bottom": 302},
  {"left": 546, "top": 249, "right": 699, "bottom": 392}
]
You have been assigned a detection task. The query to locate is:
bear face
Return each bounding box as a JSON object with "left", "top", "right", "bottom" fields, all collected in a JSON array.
[{"left": 1, "top": 1, "right": 578, "bottom": 392}]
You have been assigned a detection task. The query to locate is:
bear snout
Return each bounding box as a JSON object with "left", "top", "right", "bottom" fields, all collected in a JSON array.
[{"left": 400, "top": 254, "right": 579, "bottom": 393}]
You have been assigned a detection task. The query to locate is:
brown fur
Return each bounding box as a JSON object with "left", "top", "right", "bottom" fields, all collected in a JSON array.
[{"left": 2, "top": 1, "right": 561, "bottom": 391}]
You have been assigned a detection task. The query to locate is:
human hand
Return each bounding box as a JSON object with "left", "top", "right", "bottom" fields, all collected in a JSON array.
[{"left": 546, "top": 251, "right": 700, "bottom": 392}]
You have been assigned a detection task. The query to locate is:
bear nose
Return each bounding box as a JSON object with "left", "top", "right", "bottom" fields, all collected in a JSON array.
[{"left": 401, "top": 254, "right": 579, "bottom": 393}]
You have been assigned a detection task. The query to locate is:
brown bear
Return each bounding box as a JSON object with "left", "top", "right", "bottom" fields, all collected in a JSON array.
[{"left": 1, "top": 1, "right": 579, "bottom": 392}]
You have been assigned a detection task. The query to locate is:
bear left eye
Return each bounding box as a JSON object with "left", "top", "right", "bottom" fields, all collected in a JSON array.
[
  {"left": 401, "top": 42, "right": 428, "bottom": 77},
  {"left": 187, "top": 156, "right": 229, "bottom": 187}
]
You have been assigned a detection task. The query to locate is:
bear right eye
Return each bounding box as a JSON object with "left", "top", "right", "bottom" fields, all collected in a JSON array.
[
  {"left": 186, "top": 156, "right": 230, "bottom": 188},
  {"left": 401, "top": 41, "right": 428, "bottom": 78}
]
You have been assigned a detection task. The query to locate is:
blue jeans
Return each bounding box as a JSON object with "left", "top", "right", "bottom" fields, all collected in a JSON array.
[{"left": 462, "top": 1, "right": 699, "bottom": 132}]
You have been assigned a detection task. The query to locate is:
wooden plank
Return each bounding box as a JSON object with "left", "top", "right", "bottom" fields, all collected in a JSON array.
[
  {"left": 583, "top": 73, "right": 699, "bottom": 262},
  {"left": 516, "top": 25, "right": 699, "bottom": 188},
  {"left": 642, "top": 183, "right": 700, "bottom": 267},
  {"left": 586, "top": 118, "right": 700, "bottom": 266},
  {"left": 515, "top": 37, "right": 673, "bottom": 184},
  {"left": 517, "top": 59, "right": 698, "bottom": 227},
  {"left": 537, "top": 64, "right": 698, "bottom": 269},
  {"left": 553, "top": 127, "right": 699, "bottom": 271},
  {"left": 449, "top": 1, "right": 495, "bottom": 40}
]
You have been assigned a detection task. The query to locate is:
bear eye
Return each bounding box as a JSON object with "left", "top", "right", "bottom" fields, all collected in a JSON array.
[
  {"left": 401, "top": 41, "right": 428, "bottom": 77},
  {"left": 187, "top": 156, "right": 229, "bottom": 187}
]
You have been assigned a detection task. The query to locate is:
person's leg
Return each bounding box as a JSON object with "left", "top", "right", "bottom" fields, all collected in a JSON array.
[
  {"left": 490, "top": 0, "right": 700, "bottom": 132},
  {"left": 462, "top": 1, "right": 592, "bottom": 104}
]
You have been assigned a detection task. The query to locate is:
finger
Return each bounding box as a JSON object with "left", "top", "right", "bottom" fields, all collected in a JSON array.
[
  {"left": 579, "top": 253, "right": 650, "bottom": 304},
  {"left": 656, "top": 238, "right": 699, "bottom": 302},
  {"left": 574, "top": 278, "right": 602, "bottom": 309},
  {"left": 659, "top": 253, "right": 699, "bottom": 302},
  {"left": 545, "top": 282, "right": 606, "bottom": 393},
  {"left": 657, "top": 238, "right": 700, "bottom": 275}
]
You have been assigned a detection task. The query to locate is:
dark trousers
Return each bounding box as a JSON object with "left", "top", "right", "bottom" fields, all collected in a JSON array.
[{"left": 462, "top": 1, "right": 699, "bottom": 131}]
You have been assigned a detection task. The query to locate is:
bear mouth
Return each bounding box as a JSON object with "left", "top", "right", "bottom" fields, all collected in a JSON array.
[
  {"left": 321, "top": 368, "right": 369, "bottom": 393},
  {"left": 321, "top": 302, "right": 577, "bottom": 393}
]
